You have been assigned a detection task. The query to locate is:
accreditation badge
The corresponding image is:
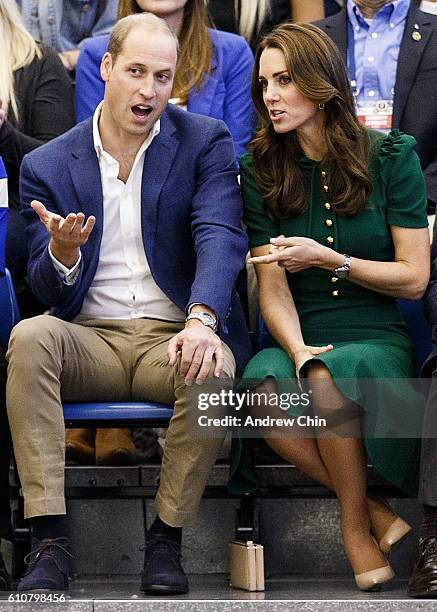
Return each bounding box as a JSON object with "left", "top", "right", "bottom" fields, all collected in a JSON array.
[{"left": 356, "top": 99, "right": 393, "bottom": 133}]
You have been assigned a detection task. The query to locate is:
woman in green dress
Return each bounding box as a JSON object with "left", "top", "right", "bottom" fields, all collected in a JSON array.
[{"left": 240, "top": 22, "right": 430, "bottom": 590}]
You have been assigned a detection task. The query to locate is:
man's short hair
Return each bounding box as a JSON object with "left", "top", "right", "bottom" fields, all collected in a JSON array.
[{"left": 107, "top": 13, "right": 179, "bottom": 64}]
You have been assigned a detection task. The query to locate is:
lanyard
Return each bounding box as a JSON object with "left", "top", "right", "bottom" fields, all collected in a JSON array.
[{"left": 347, "top": 19, "right": 359, "bottom": 97}]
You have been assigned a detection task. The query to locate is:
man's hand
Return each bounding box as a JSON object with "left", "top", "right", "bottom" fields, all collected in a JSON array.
[
  {"left": 31, "top": 199, "right": 95, "bottom": 268},
  {"left": 167, "top": 321, "right": 223, "bottom": 385}
]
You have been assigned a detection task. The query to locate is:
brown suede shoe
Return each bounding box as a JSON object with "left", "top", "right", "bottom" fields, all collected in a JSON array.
[
  {"left": 95, "top": 428, "right": 137, "bottom": 465},
  {"left": 65, "top": 428, "right": 95, "bottom": 465}
]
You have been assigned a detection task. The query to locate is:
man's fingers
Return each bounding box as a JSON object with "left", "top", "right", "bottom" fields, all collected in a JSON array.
[
  {"left": 183, "top": 345, "right": 204, "bottom": 384},
  {"left": 80, "top": 216, "right": 96, "bottom": 240},
  {"left": 167, "top": 335, "right": 182, "bottom": 366},
  {"left": 31, "top": 200, "right": 52, "bottom": 225},
  {"left": 195, "top": 346, "right": 215, "bottom": 384},
  {"left": 213, "top": 343, "right": 224, "bottom": 378}
]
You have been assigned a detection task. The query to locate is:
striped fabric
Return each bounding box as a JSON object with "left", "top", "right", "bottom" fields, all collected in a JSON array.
[{"left": 0, "top": 157, "right": 7, "bottom": 276}]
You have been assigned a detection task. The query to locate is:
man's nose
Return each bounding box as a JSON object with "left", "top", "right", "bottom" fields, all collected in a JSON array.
[{"left": 139, "top": 76, "right": 156, "bottom": 99}]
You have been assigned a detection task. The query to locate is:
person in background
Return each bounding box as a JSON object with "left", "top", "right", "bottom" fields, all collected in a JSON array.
[
  {"left": 75, "top": 0, "right": 254, "bottom": 158},
  {"left": 234, "top": 21, "right": 429, "bottom": 592},
  {"left": 17, "top": 0, "right": 118, "bottom": 74},
  {"left": 209, "top": 0, "right": 325, "bottom": 49},
  {"left": 0, "top": 0, "right": 75, "bottom": 317},
  {"left": 0, "top": 156, "right": 11, "bottom": 591},
  {"left": 315, "top": 0, "right": 437, "bottom": 212}
]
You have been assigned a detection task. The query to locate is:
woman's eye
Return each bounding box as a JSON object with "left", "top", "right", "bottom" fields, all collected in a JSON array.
[
  {"left": 280, "top": 76, "right": 291, "bottom": 85},
  {"left": 259, "top": 80, "right": 267, "bottom": 90}
]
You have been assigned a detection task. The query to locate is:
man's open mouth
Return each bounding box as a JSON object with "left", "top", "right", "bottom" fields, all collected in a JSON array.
[{"left": 131, "top": 105, "right": 153, "bottom": 118}]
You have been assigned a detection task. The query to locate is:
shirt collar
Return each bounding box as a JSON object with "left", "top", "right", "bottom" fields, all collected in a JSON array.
[
  {"left": 92, "top": 101, "right": 161, "bottom": 161},
  {"left": 347, "top": 0, "right": 410, "bottom": 29}
]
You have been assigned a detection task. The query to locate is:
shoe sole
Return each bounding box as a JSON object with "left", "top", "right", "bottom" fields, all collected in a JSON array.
[
  {"left": 408, "top": 589, "right": 437, "bottom": 599},
  {"left": 141, "top": 583, "right": 188, "bottom": 595}
]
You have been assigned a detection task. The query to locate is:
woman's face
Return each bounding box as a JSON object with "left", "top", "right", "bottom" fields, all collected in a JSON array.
[
  {"left": 135, "top": 0, "right": 188, "bottom": 19},
  {"left": 258, "top": 47, "right": 319, "bottom": 135}
]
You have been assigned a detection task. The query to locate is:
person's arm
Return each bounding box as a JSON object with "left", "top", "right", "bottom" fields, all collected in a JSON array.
[
  {"left": 0, "top": 47, "right": 74, "bottom": 172},
  {"left": 253, "top": 243, "right": 333, "bottom": 374},
  {"left": 222, "top": 35, "right": 256, "bottom": 159},
  {"left": 75, "top": 39, "right": 107, "bottom": 122},
  {"left": 424, "top": 219, "right": 437, "bottom": 325},
  {"left": 290, "top": 0, "right": 325, "bottom": 21}
]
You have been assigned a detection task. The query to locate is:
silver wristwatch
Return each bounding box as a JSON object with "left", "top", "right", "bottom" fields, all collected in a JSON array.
[
  {"left": 185, "top": 311, "right": 218, "bottom": 332},
  {"left": 334, "top": 254, "right": 351, "bottom": 279}
]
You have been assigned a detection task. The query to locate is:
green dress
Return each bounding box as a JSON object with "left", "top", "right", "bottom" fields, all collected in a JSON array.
[{"left": 229, "top": 130, "right": 428, "bottom": 497}]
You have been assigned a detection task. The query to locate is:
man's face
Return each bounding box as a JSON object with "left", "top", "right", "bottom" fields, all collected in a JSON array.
[
  {"left": 354, "top": 0, "right": 393, "bottom": 15},
  {"left": 100, "top": 26, "right": 177, "bottom": 140}
]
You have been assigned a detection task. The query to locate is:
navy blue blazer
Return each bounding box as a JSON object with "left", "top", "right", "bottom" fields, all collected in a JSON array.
[{"left": 19, "top": 104, "right": 251, "bottom": 373}]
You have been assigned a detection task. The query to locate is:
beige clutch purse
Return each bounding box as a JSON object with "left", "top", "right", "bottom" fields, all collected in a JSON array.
[{"left": 229, "top": 540, "right": 265, "bottom": 591}]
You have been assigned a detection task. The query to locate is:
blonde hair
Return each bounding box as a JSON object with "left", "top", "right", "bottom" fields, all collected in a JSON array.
[
  {"left": 238, "top": 0, "right": 271, "bottom": 42},
  {"left": 117, "top": 0, "right": 212, "bottom": 105},
  {"left": 0, "top": 0, "right": 42, "bottom": 122}
]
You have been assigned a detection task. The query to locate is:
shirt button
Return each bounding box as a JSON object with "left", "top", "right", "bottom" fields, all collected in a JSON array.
[
  {"left": 83, "top": 2, "right": 90, "bottom": 11},
  {"left": 367, "top": 56, "right": 375, "bottom": 63},
  {"left": 332, "top": 290, "right": 339, "bottom": 297},
  {"left": 355, "top": 25, "right": 360, "bottom": 32},
  {"left": 368, "top": 90, "right": 375, "bottom": 97},
  {"left": 371, "top": 32, "right": 378, "bottom": 39},
  {"left": 331, "top": 277, "right": 338, "bottom": 284},
  {"left": 327, "top": 236, "right": 334, "bottom": 245},
  {"left": 325, "top": 202, "right": 331, "bottom": 210},
  {"left": 390, "top": 23, "right": 395, "bottom": 29}
]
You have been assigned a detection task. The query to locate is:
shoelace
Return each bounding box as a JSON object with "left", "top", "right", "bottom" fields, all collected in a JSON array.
[
  {"left": 24, "top": 537, "right": 73, "bottom": 567},
  {"left": 423, "top": 540, "right": 437, "bottom": 564}
]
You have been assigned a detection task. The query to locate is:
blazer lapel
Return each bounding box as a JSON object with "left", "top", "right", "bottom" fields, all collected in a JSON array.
[
  {"left": 394, "top": 5, "right": 432, "bottom": 126},
  {"left": 319, "top": 10, "right": 349, "bottom": 63},
  {"left": 69, "top": 121, "right": 104, "bottom": 254},
  {"left": 140, "top": 110, "right": 179, "bottom": 263}
]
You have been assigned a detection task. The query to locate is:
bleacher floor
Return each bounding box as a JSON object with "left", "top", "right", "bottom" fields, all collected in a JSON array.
[{"left": 1, "top": 576, "right": 437, "bottom": 610}]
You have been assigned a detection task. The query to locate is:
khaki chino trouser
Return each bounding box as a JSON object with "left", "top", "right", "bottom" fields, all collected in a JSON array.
[{"left": 6, "top": 315, "right": 235, "bottom": 524}]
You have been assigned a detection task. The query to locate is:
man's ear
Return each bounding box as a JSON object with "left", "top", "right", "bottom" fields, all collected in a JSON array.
[{"left": 100, "top": 52, "right": 113, "bottom": 82}]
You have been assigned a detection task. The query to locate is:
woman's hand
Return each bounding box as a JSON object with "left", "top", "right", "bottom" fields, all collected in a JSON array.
[
  {"left": 248, "top": 235, "right": 336, "bottom": 273},
  {"left": 293, "top": 344, "right": 334, "bottom": 379}
]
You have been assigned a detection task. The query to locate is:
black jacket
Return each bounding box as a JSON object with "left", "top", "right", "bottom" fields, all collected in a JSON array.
[
  {"left": 315, "top": 0, "right": 437, "bottom": 208},
  {"left": 0, "top": 44, "right": 75, "bottom": 209}
]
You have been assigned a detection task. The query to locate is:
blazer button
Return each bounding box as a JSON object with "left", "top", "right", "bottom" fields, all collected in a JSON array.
[
  {"left": 325, "top": 219, "right": 333, "bottom": 228},
  {"left": 323, "top": 185, "right": 329, "bottom": 192},
  {"left": 325, "top": 202, "right": 331, "bottom": 210},
  {"left": 327, "top": 236, "right": 334, "bottom": 245},
  {"left": 331, "top": 276, "right": 338, "bottom": 284},
  {"left": 332, "top": 290, "right": 339, "bottom": 297}
]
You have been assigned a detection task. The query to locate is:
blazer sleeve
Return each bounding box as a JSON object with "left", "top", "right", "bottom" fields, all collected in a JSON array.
[
  {"left": 424, "top": 219, "right": 437, "bottom": 332},
  {"left": 0, "top": 47, "right": 74, "bottom": 171},
  {"left": 221, "top": 35, "right": 255, "bottom": 159},
  {"left": 19, "top": 154, "right": 83, "bottom": 308},
  {"left": 75, "top": 39, "right": 106, "bottom": 122},
  {"left": 188, "top": 119, "right": 248, "bottom": 331}
]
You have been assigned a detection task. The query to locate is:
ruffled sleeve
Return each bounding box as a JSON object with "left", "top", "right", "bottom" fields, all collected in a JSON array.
[
  {"left": 241, "top": 154, "right": 280, "bottom": 248},
  {"left": 377, "top": 129, "right": 428, "bottom": 228}
]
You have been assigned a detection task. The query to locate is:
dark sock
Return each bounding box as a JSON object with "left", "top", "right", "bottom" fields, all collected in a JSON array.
[
  {"left": 150, "top": 515, "right": 182, "bottom": 543},
  {"left": 420, "top": 505, "right": 437, "bottom": 538},
  {"left": 32, "top": 515, "right": 67, "bottom": 541}
]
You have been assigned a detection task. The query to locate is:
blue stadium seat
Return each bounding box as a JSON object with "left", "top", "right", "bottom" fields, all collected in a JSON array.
[{"left": 0, "top": 269, "right": 174, "bottom": 427}]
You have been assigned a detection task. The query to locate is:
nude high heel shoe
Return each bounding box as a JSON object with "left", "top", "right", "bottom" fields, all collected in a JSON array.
[
  {"left": 371, "top": 497, "right": 412, "bottom": 554},
  {"left": 355, "top": 564, "right": 395, "bottom": 591}
]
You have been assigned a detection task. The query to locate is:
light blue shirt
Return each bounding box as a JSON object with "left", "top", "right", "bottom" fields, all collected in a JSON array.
[
  {"left": 18, "top": 0, "right": 118, "bottom": 52},
  {"left": 346, "top": 0, "right": 410, "bottom": 102}
]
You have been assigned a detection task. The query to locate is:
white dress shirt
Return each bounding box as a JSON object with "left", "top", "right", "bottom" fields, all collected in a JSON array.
[{"left": 51, "top": 102, "right": 186, "bottom": 321}]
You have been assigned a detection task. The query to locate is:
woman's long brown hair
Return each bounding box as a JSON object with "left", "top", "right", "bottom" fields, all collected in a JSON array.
[
  {"left": 251, "top": 23, "right": 372, "bottom": 219},
  {"left": 118, "top": 0, "right": 213, "bottom": 104}
]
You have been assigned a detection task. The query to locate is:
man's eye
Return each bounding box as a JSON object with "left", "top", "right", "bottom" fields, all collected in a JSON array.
[
  {"left": 130, "top": 68, "right": 141, "bottom": 76},
  {"left": 157, "top": 74, "right": 170, "bottom": 82}
]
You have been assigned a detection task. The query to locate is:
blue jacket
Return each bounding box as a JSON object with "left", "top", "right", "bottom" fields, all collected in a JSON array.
[
  {"left": 75, "top": 28, "right": 255, "bottom": 159},
  {"left": 19, "top": 105, "right": 252, "bottom": 373}
]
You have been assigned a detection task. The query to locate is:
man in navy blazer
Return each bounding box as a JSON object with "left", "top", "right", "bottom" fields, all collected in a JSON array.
[
  {"left": 315, "top": 0, "right": 437, "bottom": 210},
  {"left": 6, "top": 13, "right": 250, "bottom": 594}
]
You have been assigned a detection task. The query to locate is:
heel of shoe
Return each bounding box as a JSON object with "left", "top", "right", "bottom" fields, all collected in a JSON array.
[
  {"left": 355, "top": 564, "right": 395, "bottom": 591},
  {"left": 379, "top": 518, "right": 412, "bottom": 555}
]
